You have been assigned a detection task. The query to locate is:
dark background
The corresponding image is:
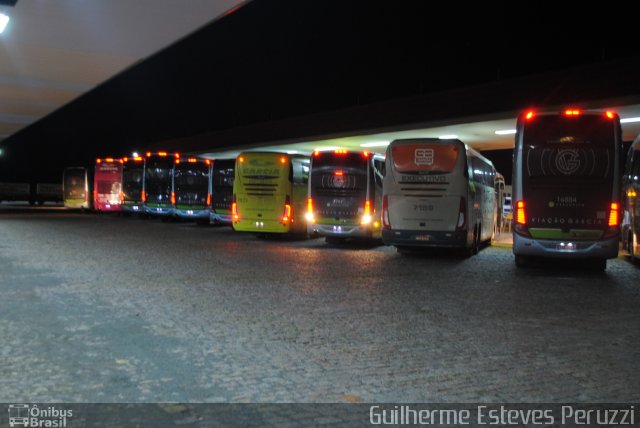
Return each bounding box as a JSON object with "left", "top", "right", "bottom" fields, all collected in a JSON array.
[{"left": 1, "top": 0, "right": 639, "bottom": 182}]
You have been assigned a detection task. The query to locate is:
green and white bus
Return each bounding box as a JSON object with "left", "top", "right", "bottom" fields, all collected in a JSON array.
[
  {"left": 512, "top": 109, "right": 622, "bottom": 270},
  {"left": 382, "top": 138, "right": 497, "bottom": 254}
]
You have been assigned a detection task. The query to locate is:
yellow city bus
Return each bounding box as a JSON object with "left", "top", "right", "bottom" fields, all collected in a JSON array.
[{"left": 232, "top": 152, "right": 310, "bottom": 235}]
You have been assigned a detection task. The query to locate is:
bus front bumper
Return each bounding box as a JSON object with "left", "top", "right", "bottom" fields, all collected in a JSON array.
[
  {"left": 382, "top": 229, "right": 467, "bottom": 247},
  {"left": 122, "top": 203, "right": 144, "bottom": 213},
  {"left": 175, "top": 208, "right": 210, "bottom": 219},
  {"left": 513, "top": 233, "right": 619, "bottom": 259},
  {"left": 145, "top": 205, "right": 175, "bottom": 216}
]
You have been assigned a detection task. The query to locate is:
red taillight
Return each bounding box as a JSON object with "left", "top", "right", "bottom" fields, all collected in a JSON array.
[
  {"left": 171, "top": 192, "right": 176, "bottom": 205},
  {"left": 382, "top": 195, "right": 390, "bottom": 228},
  {"left": 516, "top": 200, "right": 526, "bottom": 225},
  {"left": 564, "top": 109, "right": 581, "bottom": 117},
  {"left": 335, "top": 171, "right": 343, "bottom": 176},
  {"left": 525, "top": 111, "right": 535, "bottom": 120},
  {"left": 141, "top": 191, "right": 146, "bottom": 203},
  {"left": 232, "top": 194, "right": 238, "bottom": 220},
  {"left": 282, "top": 195, "right": 292, "bottom": 223},
  {"left": 206, "top": 193, "right": 211, "bottom": 207},
  {"left": 608, "top": 202, "right": 619, "bottom": 227},
  {"left": 605, "top": 111, "right": 615, "bottom": 119}
]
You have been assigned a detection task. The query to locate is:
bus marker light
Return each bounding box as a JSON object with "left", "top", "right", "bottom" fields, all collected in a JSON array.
[
  {"left": 239, "top": 156, "right": 244, "bottom": 163},
  {"left": 96, "top": 158, "right": 102, "bottom": 163},
  {"left": 232, "top": 194, "right": 238, "bottom": 220},
  {"left": 205, "top": 159, "right": 211, "bottom": 165},
  {"left": 158, "top": 152, "right": 167, "bottom": 157},
  {"left": 188, "top": 158, "right": 197, "bottom": 163},
  {"left": 564, "top": 109, "right": 581, "bottom": 116},
  {"left": 105, "top": 158, "right": 114, "bottom": 163},
  {"left": 363, "top": 151, "right": 370, "bottom": 158},
  {"left": 335, "top": 171, "right": 343, "bottom": 176},
  {"left": 134, "top": 156, "right": 143, "bottom": 161},
  {"left": 141, "top": 191, "right": 146, "bottom": 203},
  {"left": 516, "top": 200, "right": 526, "bottom": 225},
  {"left": 171, "top": 192, "right": 176, "bottom": 205},
  {"left": 605, "top": 111, "right": 615, "bottom": 119},
  {"left": 525, "top": 111, "right": 535, "bottom": 120},
  {"left": 206, "top": 193, "right": 211, "bottom": 206},
  {"left": 314, "top": 150, "right": 320, "bottom": 156},
  {"left": 280, "top": 156, "right": 287, "bottom": 164},
  {"left": 146, "top": 152, "right": 152, "bottom": 157}
]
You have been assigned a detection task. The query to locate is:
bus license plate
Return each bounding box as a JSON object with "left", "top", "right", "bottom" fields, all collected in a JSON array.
[{"left": 415, "top": 235, "right": 431, "bottom": 241}]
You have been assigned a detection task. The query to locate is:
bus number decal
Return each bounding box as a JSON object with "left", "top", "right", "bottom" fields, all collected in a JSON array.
[{"left": 413, "top": 204, "right": 434, "bottom": 212}]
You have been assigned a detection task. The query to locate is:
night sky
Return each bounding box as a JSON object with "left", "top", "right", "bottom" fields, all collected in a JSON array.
[{"left": 1, "top": 0, "right": 639, "bottom": 182}]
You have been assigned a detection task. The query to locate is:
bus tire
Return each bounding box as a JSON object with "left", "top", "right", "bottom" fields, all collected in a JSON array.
[{"left": 515, "top": 255, "right": 527, "bottom": 268}]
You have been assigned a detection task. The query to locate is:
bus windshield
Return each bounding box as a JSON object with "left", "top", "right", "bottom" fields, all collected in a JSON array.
[
  {"left": 145, "top": 158, "right": 172, "bottom": 202},
  {"left": 174, "top": 162, "right": 208, "bottom": 205},
  {"left": 311, "top": 152, "right": 368, "bottom": 219},
  {"left": 122, "top": 164, "right": 143, "bottom": 202},
  {"left": 64, "top": 169, "right": 86, "bottom": 199}
]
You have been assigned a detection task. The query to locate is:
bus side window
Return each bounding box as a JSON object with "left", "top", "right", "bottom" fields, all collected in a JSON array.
[
  {"left": 373, "top": 159, "right": 385, "bottom": 188},
  {"left": 292, "top": 159, "right": 310, "bottom": 185}
]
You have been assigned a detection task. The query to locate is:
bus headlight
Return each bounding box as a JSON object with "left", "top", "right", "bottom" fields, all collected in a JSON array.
[
  {"left": 305, "top": 212, "right": 315, "bottom": 223},
  {"left": 361, "top": 214, "right": 372, "bottom": 225}
]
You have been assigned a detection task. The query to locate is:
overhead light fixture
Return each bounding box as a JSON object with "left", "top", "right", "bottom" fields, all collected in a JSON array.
[
  {"left": 621, "top": 117, "right": 640, "bottom": 124},
  {"left": 0, "top": 14, "right": 9, "bottom": 34},
  {"left": 438, "top": 135, "right": 458, "bottom": 140},
  {"left": 313, "top": 146, "right": 339, "bottom": 152},
  {"left": 286, "top": 150, "right": 298, "bottom": 154},
  {"left": 495, "top": 129, "right": 516, "bottom": 135},
  {"left": 360, "top": 141, "right": 389, "bottom": 148}
]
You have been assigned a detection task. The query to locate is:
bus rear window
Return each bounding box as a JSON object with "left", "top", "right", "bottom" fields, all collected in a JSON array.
[
  {"left": 523, "top": 115, "right": 616, "bottom": 181},
  {"left": 391, "top": 143, "right": 459, "bottom": 173}
]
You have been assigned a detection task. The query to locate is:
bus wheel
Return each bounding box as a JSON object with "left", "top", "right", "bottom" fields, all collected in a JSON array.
[{"left": 515, "top": 255, "right": 527, "bottom": 268}]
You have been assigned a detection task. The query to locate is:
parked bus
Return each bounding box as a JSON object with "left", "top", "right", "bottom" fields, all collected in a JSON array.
[
  {"left": 622, "top": 133, "right": 640, "bottom": 263},
  {"left": 306, "top": 149, "right": 385, "bottom": 242},
  {"left": 94, "top": 158, "right": 123, "bottom": 212},
  {"left": 210, "top": 158, "right": 235, "bottom": 224},
  {"left": 144, "top": 152, "right": 178, "bottom": 217},
  {"left": 0, "top": 182, "right": 31, "bottom": 204},
  {"left": 121, "top": 156, "right": 145, "bottom": 214},
  {"left": 35, "top": 183, "right": 63, "bottom": 205},
  {"left": 512, "top": 109, "right": 622, "bottom": 270},
  {"left": 382, "top": 138, "right": 497, "bottom": 254},
  {"left": 173, "top": 156, "right": 211, "bottom": 223},
  {"left": 63, "top": 166, "right": 91, "bottom": 209},
  {"left": 232, "top": 152, "right": 310, "bottom": 235}
]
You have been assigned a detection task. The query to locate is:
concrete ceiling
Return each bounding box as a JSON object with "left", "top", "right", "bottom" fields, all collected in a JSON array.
[
  {"left": 201, "top": 104, "right": 640, "bottom": 159},
  {"left": 0, "top": 0, "right": 244, "bottom": 142}
]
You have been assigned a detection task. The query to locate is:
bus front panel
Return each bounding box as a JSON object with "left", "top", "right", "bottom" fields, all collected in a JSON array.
[
  {"left": 94, "top": 161, "right": 123, "bottom": 212},
  {"left": 144, "top": 157, "right": 174, "bottom": 216},
  {"left": 63, "top": 168, "right": 90, "bottom": 209},
  {"left": 174, "top": 161, "right": 210, "bottom": 219},
  {"left": 122, "top": 160, "right": 144, "bottom": 213}
]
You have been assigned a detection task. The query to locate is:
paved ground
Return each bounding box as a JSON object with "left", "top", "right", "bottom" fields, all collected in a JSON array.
[{"left": 1, "top": 207, "right": 639, "bottom": 404}]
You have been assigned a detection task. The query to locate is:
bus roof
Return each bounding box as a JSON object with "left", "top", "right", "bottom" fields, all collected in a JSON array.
[{"left": 388, "top": 138, "right": 494, "bottom": 167}]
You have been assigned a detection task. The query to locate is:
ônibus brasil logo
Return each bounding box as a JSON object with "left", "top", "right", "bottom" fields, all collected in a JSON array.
[{"left": 8, "top": 404, "right": 73, "bottom": 427}]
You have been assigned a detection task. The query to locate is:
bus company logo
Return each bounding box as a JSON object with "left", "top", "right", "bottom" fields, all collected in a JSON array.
[
  {"left": 415, "top": 148, "right": 434, "bottom": 166},
  {"left": 554, "top": 149, "right": 581, "bottom": 175},
  {"left": 7, "top": 404, "right": 73, "bottom": 427}
]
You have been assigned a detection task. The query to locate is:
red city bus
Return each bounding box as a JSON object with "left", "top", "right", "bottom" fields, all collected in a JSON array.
[{"left": 94, "top": 158, "right": 123, "bottom": 212}]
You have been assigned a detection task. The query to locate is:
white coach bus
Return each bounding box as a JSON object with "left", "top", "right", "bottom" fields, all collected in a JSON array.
[{"left": 382, "top": 138, "right": 497, "bottom": 254}]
